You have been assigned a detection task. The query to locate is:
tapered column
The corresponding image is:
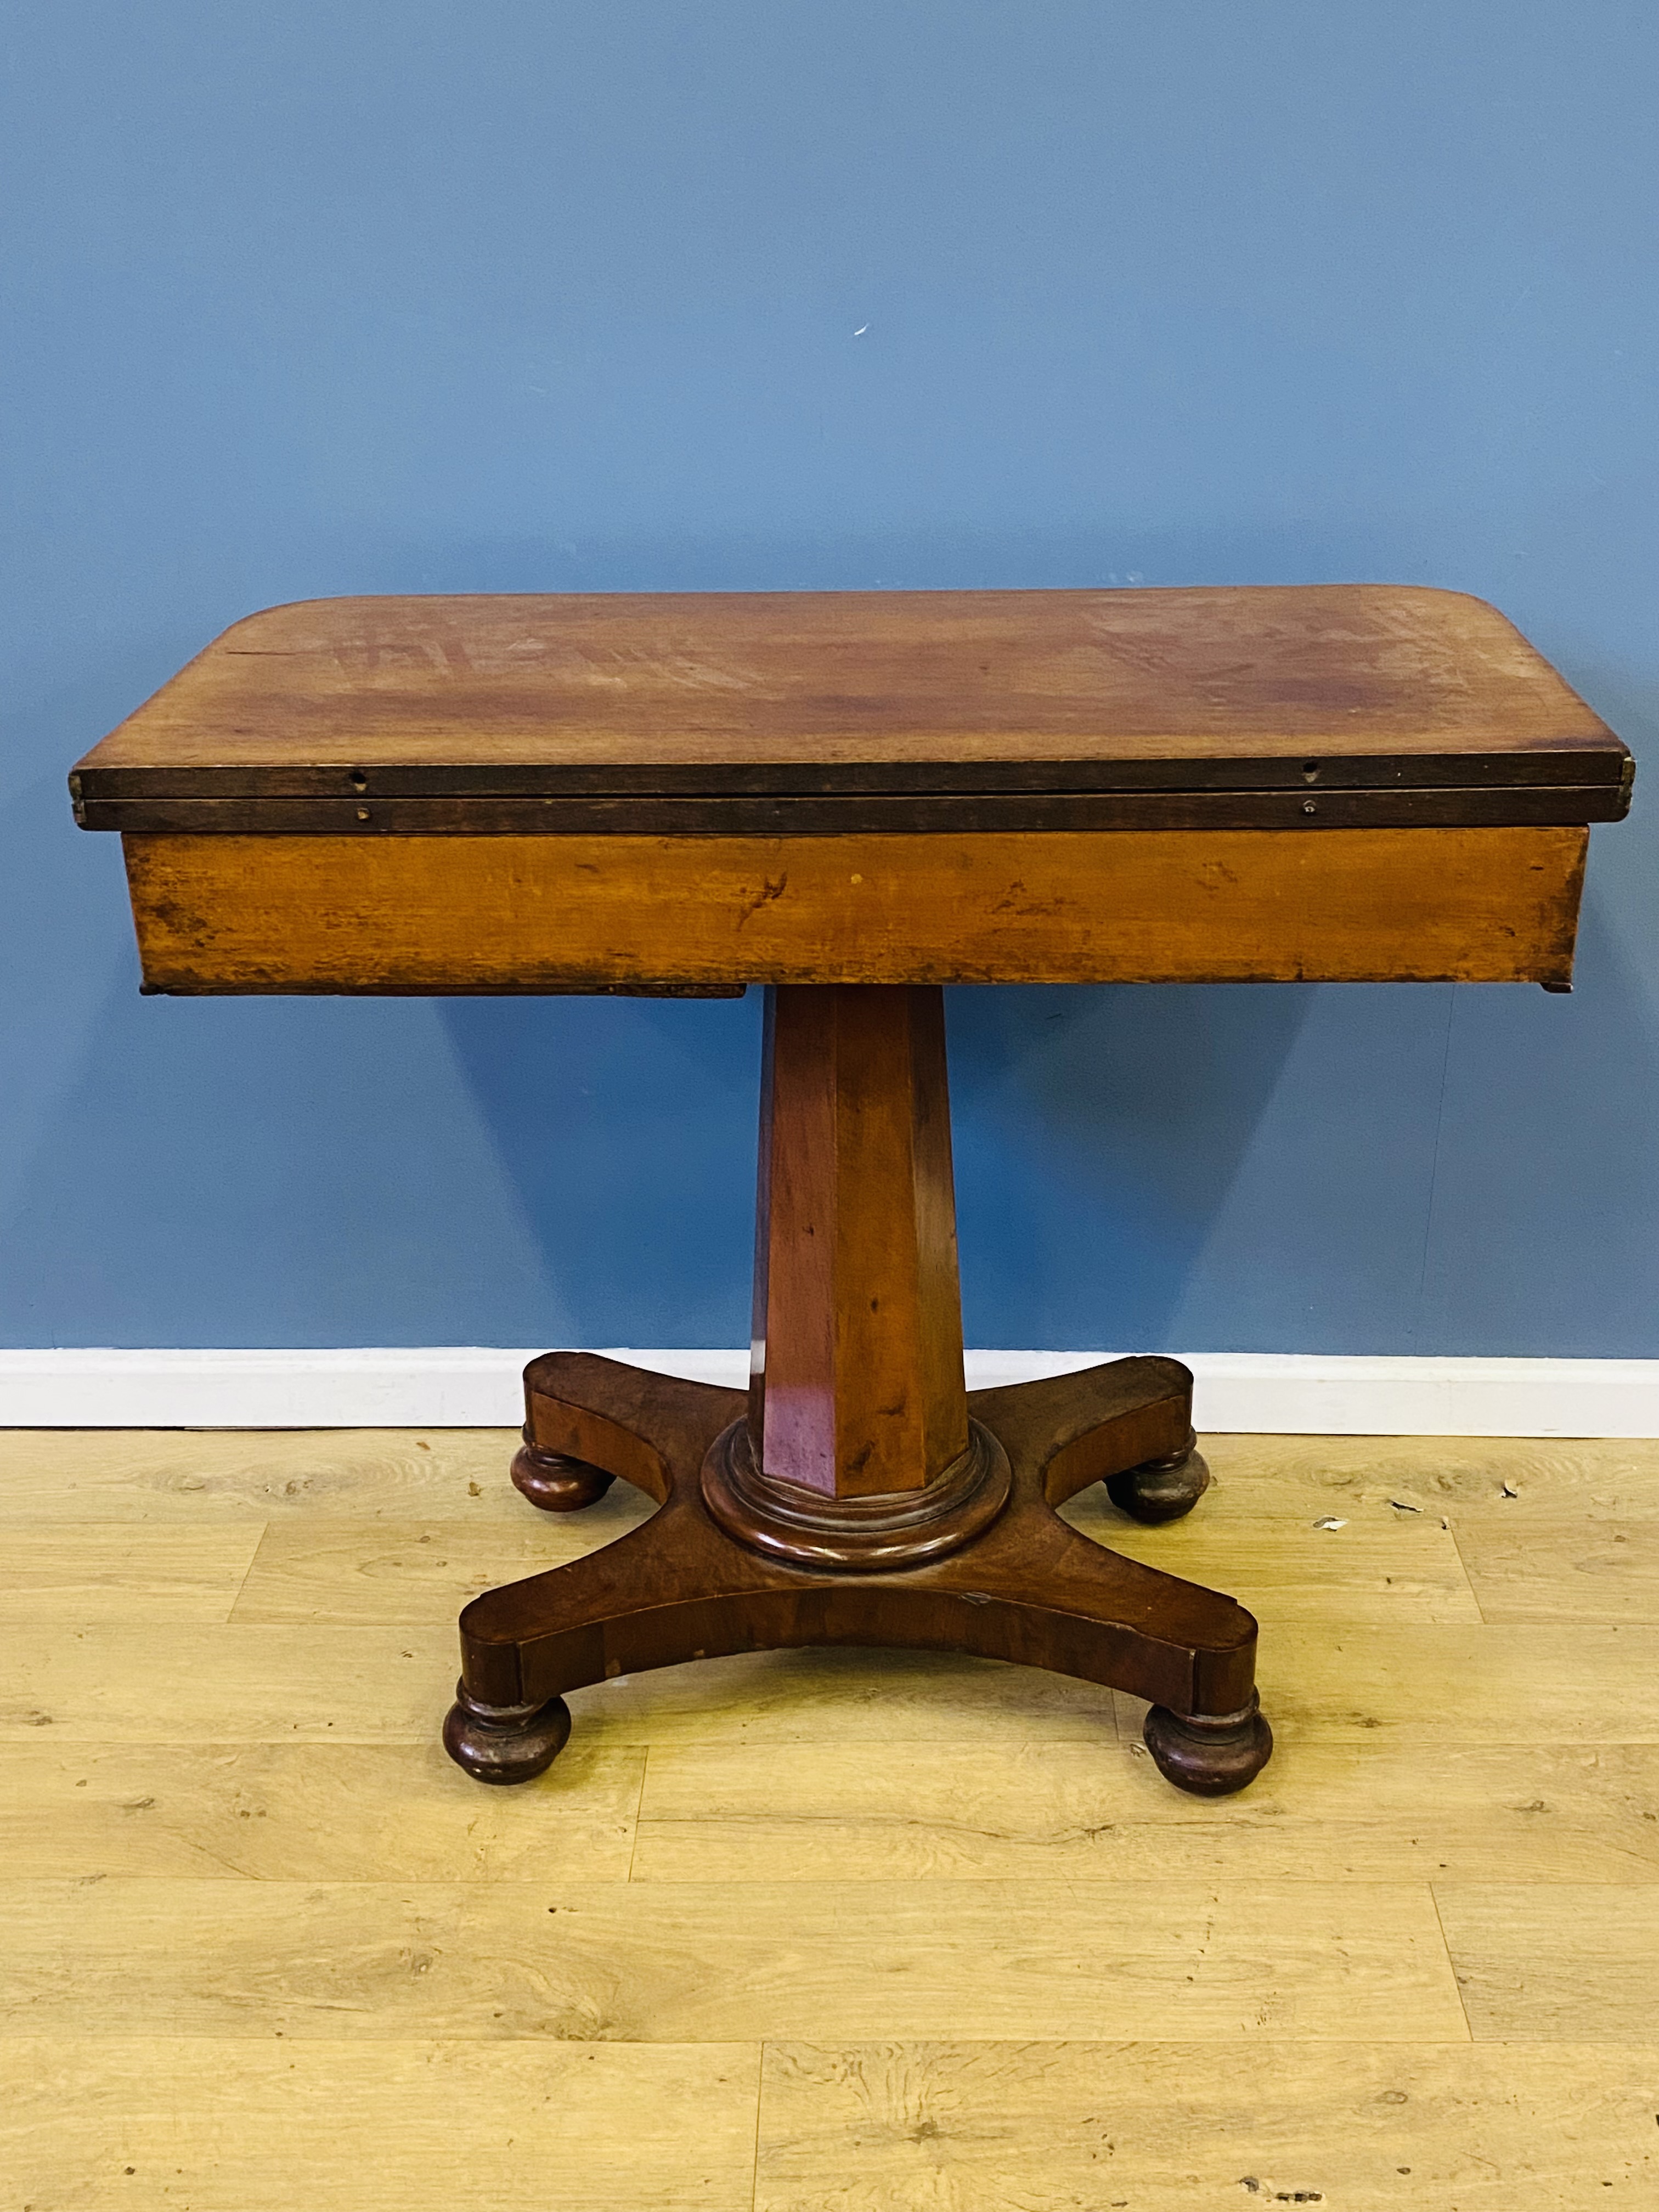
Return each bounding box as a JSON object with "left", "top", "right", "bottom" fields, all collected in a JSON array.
[{"left": 748, "top": 984, "right": 969, "bottom": 1499}]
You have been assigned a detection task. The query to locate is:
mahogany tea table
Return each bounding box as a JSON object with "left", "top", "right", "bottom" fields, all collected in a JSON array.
[{"left": 72, "top": 586, "right": 1630, "bottom": 1795}]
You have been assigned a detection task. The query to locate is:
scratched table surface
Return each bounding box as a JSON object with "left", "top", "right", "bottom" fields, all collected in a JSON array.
[{"left": 71, "top": 585, "right": 1630, "bottom": 832}]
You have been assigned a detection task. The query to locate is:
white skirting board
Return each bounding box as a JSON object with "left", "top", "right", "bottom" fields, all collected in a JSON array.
[{"left": 0, "top": 1347, "right": 1656, "bottom": 1437}]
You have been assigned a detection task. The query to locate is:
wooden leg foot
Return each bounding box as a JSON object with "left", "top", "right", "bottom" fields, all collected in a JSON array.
[
  {"left": 451, "top": 1355, "right": 1268, "bottom": 1802},
  {"left": 441, "top": 1683, "right": 572, "bottom": 1784},
  {"left": 1143, "top": 1691, "right": 1273, "bottom": 1796},
  {"left": 510, "top": 1432, "right": 616, "bottom": 1513},
  {"left": 1105, "top": 1436, "right": 1211, "bottom": 1525}
]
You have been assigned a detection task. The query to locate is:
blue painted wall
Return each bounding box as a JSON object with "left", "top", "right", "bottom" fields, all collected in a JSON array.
[{"left": 3, "top": 2, "right": 1655, "bottom": 1355}]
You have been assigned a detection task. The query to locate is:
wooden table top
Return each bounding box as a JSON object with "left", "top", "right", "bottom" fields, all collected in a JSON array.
[{"left": 72, "top": 586, "right": 1629, "bottom": 837}]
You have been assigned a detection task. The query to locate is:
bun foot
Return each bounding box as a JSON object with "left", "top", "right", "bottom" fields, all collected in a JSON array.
[
  {"left": 442, "top": 1684, "right": 572, "bottom": 1784},
  {"left": 1106, "top": 1438, "right": 1210, "bottom": 1524},
  {"left": 1143, "top": 1692, "right": 1273, "bottom": 1796},
  {"left": 511, "top": 1433, "right": 615, "bottom": 1512}
]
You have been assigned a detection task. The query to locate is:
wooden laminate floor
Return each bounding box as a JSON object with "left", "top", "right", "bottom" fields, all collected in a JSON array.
[{"left": 2, "top": 1421, "right": 1656, "bottom": 2208}]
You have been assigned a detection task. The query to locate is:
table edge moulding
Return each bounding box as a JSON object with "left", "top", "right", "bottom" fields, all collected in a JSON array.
[{"left": 70, "top": 585, "right": 1632, "bottom": 1795}]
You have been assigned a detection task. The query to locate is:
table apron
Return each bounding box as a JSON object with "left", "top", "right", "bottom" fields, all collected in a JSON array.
[{"left": 121, "top": 825, "right": 1588, "bottom": 992}]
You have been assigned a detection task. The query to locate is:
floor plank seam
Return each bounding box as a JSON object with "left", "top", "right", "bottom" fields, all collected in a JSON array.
[
  {"left": 747, "top": 2042, "right": 766, "bottom": 2212},
  {"left": 1427, "top": 1880, "right": 1476, "bottom": 2043},
  {"left": 224, "top": 1521, "right": 276, "bottom": 1624},
  {"left": 627, "top": 1745, "right": 651, "bottom": 1882},
  {"left": 1443, "top": 1517, "right": 1492, "bottom": 1626}
]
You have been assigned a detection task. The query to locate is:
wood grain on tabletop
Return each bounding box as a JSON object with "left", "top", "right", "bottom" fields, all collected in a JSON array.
[
  {"left": 75, "top": 585, "right": 1618, "bottom": 776},
  {"left": 121, "top": 822, "right": 1588, "bottom": 991}
]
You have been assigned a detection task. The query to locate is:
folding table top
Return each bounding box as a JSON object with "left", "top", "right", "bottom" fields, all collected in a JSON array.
[{"left": 71, "top": 585, "right": 1630, "bottom": 837}]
